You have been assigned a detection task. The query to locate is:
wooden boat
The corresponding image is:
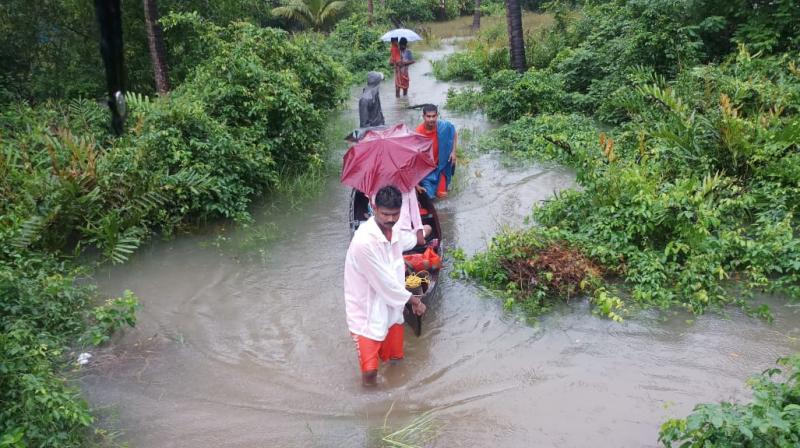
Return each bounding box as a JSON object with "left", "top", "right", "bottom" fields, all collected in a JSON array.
[{"left": 349, "top": 189, "right": 443, "bottom": 336}]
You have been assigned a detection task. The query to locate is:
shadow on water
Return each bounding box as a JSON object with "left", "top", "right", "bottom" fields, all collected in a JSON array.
[{"left": 82, "top": 41, "right": 800, "bottom": 447}]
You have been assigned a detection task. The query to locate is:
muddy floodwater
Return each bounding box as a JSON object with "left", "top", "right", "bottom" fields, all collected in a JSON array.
[{"left": 82, "top": 42, "right": 800, "bottom": 447}]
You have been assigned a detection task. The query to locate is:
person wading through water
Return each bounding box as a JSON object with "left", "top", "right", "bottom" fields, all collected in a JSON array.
[
  {"left": 358, "top": 71, "right": 386, "bottom": 128},
  {"left": 391, "top": 37, "right": 415, "bottom": 98},
  {"left": 343, "top": 185, "right": 426, "bottom": 386},
  {"left": 415, "top": 104, "right": 457, "bottom": 199}
]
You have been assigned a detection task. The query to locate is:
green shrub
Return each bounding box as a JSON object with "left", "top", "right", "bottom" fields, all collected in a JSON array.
[
  {"left": 432, "top": 23, "right": 510, "bottom": 82},
  {"left": 0, "top": 248, "right": 139, "bottom": 447},
  {"left": 525, "top": 27, "right": 568, "bottom": 70},
  {"left": 453, "top": 228, "right": 623, "bottom": 319},
  {"left": 432, "top": 51, "right": 492, "bottom": 81},
  {"left": 482, "top": 69, "right": 568, "bottom": 121},
  {"left": 0, "top": 12, "right": 349, "bottom": 447},
  {"left": 386, "top": 0, "right": 436, "bottom": 22},
  {"left": 659, "top": 355, "right": 800, "bottom": 447},
  {"left": 325, "top": 14, "right": 390, "bottom": 80},
  {"left": 471, "top": 50, "right": 800, "bottom": 315},
  {"left": 445, "top": 87, "right": 484, "bottom": 113}
]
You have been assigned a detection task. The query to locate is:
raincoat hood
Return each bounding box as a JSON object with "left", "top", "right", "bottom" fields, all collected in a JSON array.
[{"left": 366, "top": 71, "right": 384, "bottom": 87}]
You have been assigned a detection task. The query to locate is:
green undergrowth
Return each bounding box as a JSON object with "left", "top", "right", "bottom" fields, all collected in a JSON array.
[
  {"left": 457, "top": 49, "right": 800, "bottom": 320},
  {"left": 323, "top": 14, "right": 391, "bottom": 83},
  {"left": 1, "top": 14, "right": 349, "bottom": 447}
]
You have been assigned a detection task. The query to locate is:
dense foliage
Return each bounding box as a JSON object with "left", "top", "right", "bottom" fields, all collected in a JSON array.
[
  {"left": 459, "top": 49, "right": 800, "bottom": 318},
  {"left": 1, "top": 8, "right": 348, "bottom": 446},
  {"left": 324, "top": 14, "right": 391, "bottom": 80},
  {"left": 0, "top": 0, "right": 277, "bottom": 102},
  {"left": 659, "top": 355, "right": 800, "bottom": 447},
  {"left": 448, "top": 3, "right": 799, "bottom": 440},
  {"left": 441, "top": 0, "right": 800, "bottom": 119},
  {"left": 449, "top": 0, "right": 800, "bottom": 314}
]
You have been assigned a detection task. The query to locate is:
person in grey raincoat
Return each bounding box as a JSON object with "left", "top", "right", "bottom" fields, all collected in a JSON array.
[{"left": 358, "top": 71, "right": 386, "bottom": 128}]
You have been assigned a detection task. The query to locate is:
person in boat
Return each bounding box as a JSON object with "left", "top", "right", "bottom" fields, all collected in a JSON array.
[
  {"left": 397, "top": 189, "right": 432, "bottom": 249},
  {"left": 371, "top": 189, "right": 432, "bottom": 250},
  {"left": 415, "top": 104, "right": 457, "bottom": 199},
  {"left": 392, "top": 37, "right": 415, "bottom": 98},
  {"left": 344, "top": 185, "right": 427, "bottom": 387},
  {"left": 358, "top": 71, "right": 386, "bottom": 128}
]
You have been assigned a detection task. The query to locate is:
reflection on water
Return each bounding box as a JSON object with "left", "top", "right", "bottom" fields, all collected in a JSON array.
[{"left": 82, "top": 42, "right": 800, "bottom": 447}]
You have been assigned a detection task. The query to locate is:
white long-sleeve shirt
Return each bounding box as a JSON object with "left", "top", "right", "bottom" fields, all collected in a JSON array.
[{"left": 344, "top": 216, "right": 411, "bottom": 341}]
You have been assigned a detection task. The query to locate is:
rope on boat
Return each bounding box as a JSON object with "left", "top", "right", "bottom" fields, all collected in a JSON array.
[{"left": 405, "top": 270, "right": 431, "bottom": 290}]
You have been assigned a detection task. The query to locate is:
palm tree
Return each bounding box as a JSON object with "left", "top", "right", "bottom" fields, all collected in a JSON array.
[
  {"left": 472, "top": 0, "right": 480, "bottom": 31},
  {"left": 271, "top": 0, "right": 348, "bottom": 31},
  {"left": 143, "top": 0, "right": 170, "bottom": 94},
  {"left": 505, "top": 0, "right": 526, "bottom": 72}
]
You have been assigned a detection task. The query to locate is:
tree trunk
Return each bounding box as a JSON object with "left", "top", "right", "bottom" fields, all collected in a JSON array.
[
  {"left": 143, "top": 0, "right": 170, "bottom": 94},
  {"left": 505, "top": 0, "right": 526, "bottom": 73},
  {"left": 368, "top": 0, "right": 374, "bottom": 26},
  {"left": 472, "top": 0, "right": 481, "bottom": 31}
]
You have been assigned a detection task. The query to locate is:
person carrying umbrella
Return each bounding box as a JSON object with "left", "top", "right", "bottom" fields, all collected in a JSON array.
[
  {"left": 343, "top": 185, "right": 427, "bottom": 387},
  {"left": 393, "top": 37, "right": 415, "bottom": 97},
  {"left": 416, "top": 104, "right": 457, "bottom": 199},
  {"left": 341, "top": 124, "right": 436, "bottom": 248}
]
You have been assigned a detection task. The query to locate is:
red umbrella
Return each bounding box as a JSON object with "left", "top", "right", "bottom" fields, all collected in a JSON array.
[{"left": 341, "top": 124, "right": 435, "bottom": 197}]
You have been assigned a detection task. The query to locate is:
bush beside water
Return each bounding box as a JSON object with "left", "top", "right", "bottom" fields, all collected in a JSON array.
[
  {"left": 0, "top": 14, "right": 347, "bottom": 446},
  {"left": 444, "top": 1, "right": 799, "bottom": 443},
  {"left": 458, "top": 52, "right": 800, "bottom": 319},
  {"left": 449, "top": 0, "right": 800, "bottom": 317},
  {"left": 658, "top": 355, "right": 800, "bottom": 447}
]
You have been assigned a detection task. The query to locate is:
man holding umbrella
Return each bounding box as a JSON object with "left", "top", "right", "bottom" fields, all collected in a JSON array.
[
  {"left": 383, "top": 29, "right": 421, "bottom": 97},
  {"left": 343, "top": 185, "right": 426, "bottom": 386},
  {"left": 393, "top": 37, "right": 415, "bottom": 97}
]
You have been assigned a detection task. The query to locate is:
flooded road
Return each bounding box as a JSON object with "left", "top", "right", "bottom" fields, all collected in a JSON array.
[{"left": 82, "top": 42, "right": 800, "bottom": 447}]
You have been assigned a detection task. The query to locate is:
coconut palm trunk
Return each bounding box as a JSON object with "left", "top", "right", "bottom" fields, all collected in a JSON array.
[
  {"left": 143, "top": 0, "right": 170, "bottom": 94},
  {"left": 505, "top": 0, "right": 526, "bottom": 72},
  {"left": 472, "top": 0, "right": 481, "bottom": 31}
]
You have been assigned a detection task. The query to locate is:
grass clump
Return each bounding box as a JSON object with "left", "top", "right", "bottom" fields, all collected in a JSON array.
[{"left": 455, "top": 228, "right": 623, "bottom": 319}]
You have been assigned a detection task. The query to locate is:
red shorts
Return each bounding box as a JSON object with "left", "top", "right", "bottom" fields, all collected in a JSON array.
[{"left": 351, "top": 324, "right": 404, "bottom": 372}]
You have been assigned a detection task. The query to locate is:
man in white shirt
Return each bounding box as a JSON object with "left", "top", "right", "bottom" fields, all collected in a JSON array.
[{"left": 344, "top": 185, "right": 426, "bottom": 386}]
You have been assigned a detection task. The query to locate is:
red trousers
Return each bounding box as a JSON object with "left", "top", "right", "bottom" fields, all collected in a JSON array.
[{"left": 351, "top": 324, "right": 404, "bottom": 372}]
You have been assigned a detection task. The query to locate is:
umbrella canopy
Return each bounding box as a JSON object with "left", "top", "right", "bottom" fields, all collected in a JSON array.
[
  {"left": 380, "top": 28, "right": 422, "bottom": 42},
  {"left": 341, "top": 124, "right": 435, "bottom": 197}
]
